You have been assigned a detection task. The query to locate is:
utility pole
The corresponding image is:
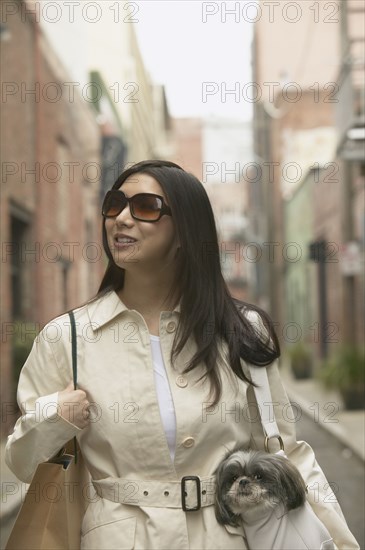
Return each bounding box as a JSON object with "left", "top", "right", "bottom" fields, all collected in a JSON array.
[{"left": 309, "top": 240, "right": 328, "bottom": 358}]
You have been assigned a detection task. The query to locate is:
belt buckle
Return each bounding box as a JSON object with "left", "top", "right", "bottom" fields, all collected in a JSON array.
[{"left": 181, "top": 476, "right": 201, "bottom": 512}]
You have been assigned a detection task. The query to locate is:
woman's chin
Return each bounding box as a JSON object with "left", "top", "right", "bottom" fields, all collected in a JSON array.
[{"left": 110, "top": 244, "right": 140, "bottom": 266}]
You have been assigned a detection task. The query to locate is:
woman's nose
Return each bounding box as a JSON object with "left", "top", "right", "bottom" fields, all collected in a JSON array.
[{"left": 115, "top": 203, "right": 134, "bottom": 225}]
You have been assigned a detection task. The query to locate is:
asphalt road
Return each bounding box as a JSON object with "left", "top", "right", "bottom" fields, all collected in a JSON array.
[{"left": 295, "top": 408, "right": 365, "bottom": 549}]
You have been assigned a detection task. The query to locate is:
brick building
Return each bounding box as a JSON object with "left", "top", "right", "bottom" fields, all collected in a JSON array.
[
  {"left": 171, "top": 117, "right": 203, "bottom": 179},
  {"left": 333, "top": 0, "right": 365, "bottom": 348},
  {"left": 171, "top": 116, "right": 252, "bottom": 301},
  {"left": 251, "top": 0, "right": 364, "bottom": 357},
  {"left": 251, "top": 0, "right": 340, "bottom": 334},
  {"left": 1, "top": 1, "right": 102, "bottom": 434}
]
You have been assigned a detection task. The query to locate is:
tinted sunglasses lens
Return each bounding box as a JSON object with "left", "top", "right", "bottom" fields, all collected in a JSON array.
[
  {"left": 102, "top": 192, "right": 126, "bottom": 217},
  {"left": 132, "top": 195, "right": 162, "bottom": 220}
]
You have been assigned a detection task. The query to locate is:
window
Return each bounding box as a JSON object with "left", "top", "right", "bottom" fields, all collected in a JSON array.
[{"left": 10, "top": 210, "right": 31, "bottom": 319}]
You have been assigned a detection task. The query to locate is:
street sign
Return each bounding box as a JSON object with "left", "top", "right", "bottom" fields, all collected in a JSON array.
[{"left": 340, "top": 241, "right": 363, "bottom": 276}]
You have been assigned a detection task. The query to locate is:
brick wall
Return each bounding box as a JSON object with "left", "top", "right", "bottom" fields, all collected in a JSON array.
[{"left": 1, "top": 2, "right": 103, "bottom": 435}]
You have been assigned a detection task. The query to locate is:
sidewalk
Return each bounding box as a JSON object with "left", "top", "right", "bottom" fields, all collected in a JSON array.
[
  {"left": 1, "top": 367, "right": 364, "bottom": 526},
  {"left": 280, "top": 361, "right": 365, "bottom": 462}
]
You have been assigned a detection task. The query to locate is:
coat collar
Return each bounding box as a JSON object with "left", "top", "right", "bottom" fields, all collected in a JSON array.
[{"left": 87, "top": 290, "right": 181, "bottom": 330}]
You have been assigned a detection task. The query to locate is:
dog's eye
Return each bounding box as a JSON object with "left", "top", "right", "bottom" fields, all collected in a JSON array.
[
  {"left": 232, "top": 475, "right": 238, "bottom": 482},
  {"left": 253, "top": 473, "right": 262, "bottom": 480}
]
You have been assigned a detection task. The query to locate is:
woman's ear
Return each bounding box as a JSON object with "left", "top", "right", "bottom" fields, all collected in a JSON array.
[{"left": 268, "top": 454, "right": 306, "bottom": 511}]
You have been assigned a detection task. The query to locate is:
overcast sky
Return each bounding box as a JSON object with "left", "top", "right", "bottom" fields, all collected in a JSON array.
[
  {"left": 39, "top": 1, "right": 254, "bottom": 120},
  {"left": 134, "top": 1, "right": 254, "bottom": 119}
]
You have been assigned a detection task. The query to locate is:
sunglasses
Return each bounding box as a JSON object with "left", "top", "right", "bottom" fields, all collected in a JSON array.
[{"left": 102, "top": 190, "right": 172, "bottom": 222}]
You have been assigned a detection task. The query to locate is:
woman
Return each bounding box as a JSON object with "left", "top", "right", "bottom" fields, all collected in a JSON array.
[{"left": 5, "top": 160, "right": 358, "bottom": 549}]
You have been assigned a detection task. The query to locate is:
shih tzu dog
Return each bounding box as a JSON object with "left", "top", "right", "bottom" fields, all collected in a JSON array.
[{"left": 214, "top": 448, "right": 335, "bottom": 550}]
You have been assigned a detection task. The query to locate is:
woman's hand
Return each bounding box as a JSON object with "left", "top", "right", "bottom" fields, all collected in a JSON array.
[{"left": 58, "top": 381, "right": 91, "bottom": 429}]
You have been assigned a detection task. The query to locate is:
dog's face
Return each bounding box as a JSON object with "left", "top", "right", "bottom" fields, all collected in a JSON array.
[{"left": 214, "top": 449, "right": 306, "bottom": 526}]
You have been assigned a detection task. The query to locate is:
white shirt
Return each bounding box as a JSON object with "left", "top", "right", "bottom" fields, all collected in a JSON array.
[{"left": 150, "top": 335, "right": 177, "bottom": 461}]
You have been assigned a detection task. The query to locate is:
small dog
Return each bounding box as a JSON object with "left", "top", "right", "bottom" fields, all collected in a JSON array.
[{"left": 214, "top": 448, "right": 335, "bottom": 550}]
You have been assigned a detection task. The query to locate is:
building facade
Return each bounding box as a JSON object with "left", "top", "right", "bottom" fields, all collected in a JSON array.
[
  {"left": 250, "top": 0, "right": 365, "bottom": 358},
  {"left": 171, "top": 117, "right": 203, "bottom": 179},
  {"left": 202, "top": 117, "right": 253, "bottom": 300},
  {"left": 333, "top": 0, "right": 365, "bottom": 349},
  {"left": 1, "top": 1, "right": 102, "bottom": 434}
]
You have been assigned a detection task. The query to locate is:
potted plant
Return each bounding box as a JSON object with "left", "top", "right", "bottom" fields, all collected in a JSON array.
[
  {"left": 318, "top": 347, "right": 365, "bottom": 410},
  {"left": 286, "top": 342, "right": 313, "bottom": 379}
]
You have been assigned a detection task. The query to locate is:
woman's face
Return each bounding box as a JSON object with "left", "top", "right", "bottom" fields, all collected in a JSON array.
[{"left": 105, "top": 173, "right": 179, "bottom": 271}]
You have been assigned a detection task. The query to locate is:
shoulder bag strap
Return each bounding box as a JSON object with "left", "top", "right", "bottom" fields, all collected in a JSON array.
[
  {"left": 68, "top": 310, "right": 77, "bottom": 390},
  {"left": 248, "top": 364, "right": 285, "bottom": 453},
  {"left": 68, "top": 310, "right": 78, "bottom": 463}
]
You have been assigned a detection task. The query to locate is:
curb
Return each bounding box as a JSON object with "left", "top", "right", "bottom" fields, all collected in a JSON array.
[{"left": 284, "top": 383, "right": 365, "bottom": 463}]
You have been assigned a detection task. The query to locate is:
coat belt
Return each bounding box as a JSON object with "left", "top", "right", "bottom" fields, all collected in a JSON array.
[{"left": 92, "top": 475, "right": 216, "bottom": 510}]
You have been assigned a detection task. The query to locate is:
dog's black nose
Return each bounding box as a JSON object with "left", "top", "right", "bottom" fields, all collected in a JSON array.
[{"left": 239, "top": 478, "right": 249, "bottom": 487}]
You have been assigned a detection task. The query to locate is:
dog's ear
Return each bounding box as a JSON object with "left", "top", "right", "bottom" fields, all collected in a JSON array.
[
  {"left": 214, "top": 459, "right": 241, "bottom": 527},
  {"left": 214, "top": 495, "right": 241, "bottom": 527},
  {"left": 273, "top": 455, "right": 307, "bottom": 510}
]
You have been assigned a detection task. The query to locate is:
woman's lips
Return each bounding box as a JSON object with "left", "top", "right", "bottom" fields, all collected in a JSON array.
[{"left": 113, "top": 236, "right": 138, "bottom": 249}]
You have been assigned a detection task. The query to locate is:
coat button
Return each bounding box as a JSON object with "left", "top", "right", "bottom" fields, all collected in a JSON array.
[
  {"left": 166, "top": 321, "right": 176, "bottom": 333},
  {"left": 182, "top": 437, "right": 195, "bottom": 448},
  {"left": 176, "top": 375, "right": 188, "bottom": 388}
]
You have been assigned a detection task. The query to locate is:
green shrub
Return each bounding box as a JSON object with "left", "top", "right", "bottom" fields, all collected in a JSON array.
[
  {"left": 318, "top": 347, "right": 365, "bottom": 391},
  {"left": 286, "top": 342, "right": 313, "bottom": 379}
]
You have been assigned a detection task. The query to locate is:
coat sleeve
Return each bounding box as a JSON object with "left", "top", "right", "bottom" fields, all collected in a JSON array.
[
  {"left": 246, "top": 360, "right": 359, "bottom": 550},
  {"left": 5, "top": 323, "right": 82, "bottom": 483}
]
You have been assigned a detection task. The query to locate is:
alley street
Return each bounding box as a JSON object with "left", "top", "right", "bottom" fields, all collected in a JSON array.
[{"left": 295, "top": 408, "right": 365, "bottom": 549}]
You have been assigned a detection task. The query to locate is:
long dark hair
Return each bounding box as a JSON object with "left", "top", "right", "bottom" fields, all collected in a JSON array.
[{"left": 98, "top": 160, "right": 280, "bottom": 405}]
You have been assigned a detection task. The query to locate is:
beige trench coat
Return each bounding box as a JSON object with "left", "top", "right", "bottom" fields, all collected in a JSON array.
[{"left": 6, "top": 291, "right": 359, "bottom": 550}]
